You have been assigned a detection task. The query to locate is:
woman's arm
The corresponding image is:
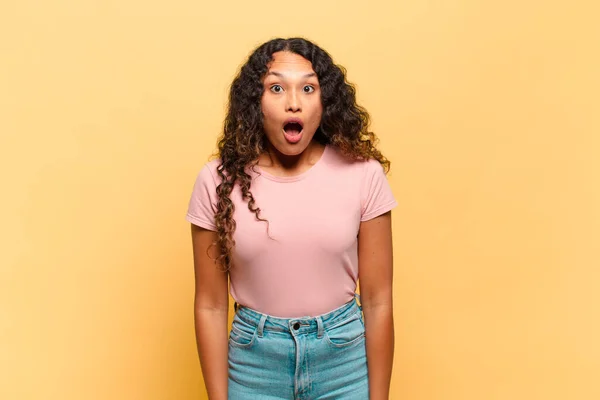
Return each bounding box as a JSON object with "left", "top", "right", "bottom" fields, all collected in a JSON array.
[
  {"left": 191, "top": 224, "right": 230, "bottom": 400},
  {"left": 358, "top": 211, "right": 395, "bottom": 400}
]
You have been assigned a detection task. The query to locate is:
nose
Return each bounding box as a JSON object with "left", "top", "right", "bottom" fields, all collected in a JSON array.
[{"left": 286, "top": 89, "right": 301, "bottom": 112}]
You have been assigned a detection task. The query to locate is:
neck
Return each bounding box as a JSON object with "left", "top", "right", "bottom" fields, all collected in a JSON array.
[{"left": 259, "top": 140, "right": 325, "bottom": 175}]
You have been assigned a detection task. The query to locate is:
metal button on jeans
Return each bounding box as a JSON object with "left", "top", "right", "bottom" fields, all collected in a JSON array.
[{"left": 228, "top": 299, "right": 368, "bottom": 398}]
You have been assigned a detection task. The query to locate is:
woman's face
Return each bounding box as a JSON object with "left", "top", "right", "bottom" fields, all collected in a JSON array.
[{"left": 261, "top": 51, "right": 323, "bottom": 156}]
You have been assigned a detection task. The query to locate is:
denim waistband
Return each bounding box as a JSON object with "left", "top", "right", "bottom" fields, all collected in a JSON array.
[{"left": 234, "top": 294, "right": 363, "bottom": 336}]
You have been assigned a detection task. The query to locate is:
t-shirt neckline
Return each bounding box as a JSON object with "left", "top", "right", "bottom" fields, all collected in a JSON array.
[{"left": 255, "top": 145, "right": 329, "bottom": 183}]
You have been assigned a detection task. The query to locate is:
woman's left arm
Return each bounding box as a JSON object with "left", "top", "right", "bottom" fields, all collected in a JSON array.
[{"left": 358, "top": 210, "right": 394, "bottom": 400}]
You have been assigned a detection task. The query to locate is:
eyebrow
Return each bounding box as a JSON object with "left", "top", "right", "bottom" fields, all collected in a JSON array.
[{"left": 266, "top": 71, "right": 317, "bottom": 79}]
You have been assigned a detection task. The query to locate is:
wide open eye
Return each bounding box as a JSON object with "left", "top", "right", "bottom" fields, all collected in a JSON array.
[
  {"left": 303, "top": 85, "right": 315, "bottom": 93},
  {"left": 270, "top": 85, "right": 284, "bottom": 93}
]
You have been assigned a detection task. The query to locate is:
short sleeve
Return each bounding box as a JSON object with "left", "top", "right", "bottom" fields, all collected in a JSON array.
[
  {"left": 186, "top": 163, "right": 219, "bottom": 231},
  {"left": 360, "top": 159, "right": 398, "bottom": 221}
]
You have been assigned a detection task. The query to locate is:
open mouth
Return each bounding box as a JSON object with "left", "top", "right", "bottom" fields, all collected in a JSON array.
[
  {"left": 282, "top": 120, "right": 304, "bottom": 143},
  {"left": 283, "top": 122, "right": 303, "bottom": 135}
]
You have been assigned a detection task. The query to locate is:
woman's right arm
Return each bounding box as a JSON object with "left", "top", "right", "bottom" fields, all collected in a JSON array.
[{"left": 191, "top": 224, "right": 230, "bottom": 400}]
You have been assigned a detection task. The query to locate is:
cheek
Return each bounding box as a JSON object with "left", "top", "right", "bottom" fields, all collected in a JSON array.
[
  {"left": 261, "top": 100, "right": 275, "bottom": 124},
  {"left": 260, "top": 98, "right": 277, "bottom": 119},
  {"left": 310, "top": 104, "right": 323, "bottom": 125},
  {"left": 312, "top": 97, "right": 323, "bottom": 115}
]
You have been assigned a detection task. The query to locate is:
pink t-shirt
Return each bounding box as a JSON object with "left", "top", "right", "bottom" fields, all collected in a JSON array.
[{"left": 186, "top": 145, "right": 397, "bottom": 318}]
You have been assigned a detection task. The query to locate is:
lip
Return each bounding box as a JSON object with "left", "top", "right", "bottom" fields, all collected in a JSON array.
[
  {"left": 282, "top": 117, "right": 304, "bottom": 144},
  {"left": 283, "top": 117, "right": 304, "bottom": 127}
]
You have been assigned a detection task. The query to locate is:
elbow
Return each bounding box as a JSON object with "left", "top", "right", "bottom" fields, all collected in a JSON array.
[
  {"left": 360, "top": 287, "right": 393, "bottom": 312},
  {"left": 194, "top": 295, "right": 229, "bottom": 314}
]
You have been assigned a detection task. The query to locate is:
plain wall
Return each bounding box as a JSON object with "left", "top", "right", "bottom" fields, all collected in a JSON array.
[{"left": 1, "top": 0, "right": 599, "bottom": 399}]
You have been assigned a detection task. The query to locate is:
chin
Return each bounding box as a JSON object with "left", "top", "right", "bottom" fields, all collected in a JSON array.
[{"left": 274, "top": 142, "right": 310, "bottom": 156}]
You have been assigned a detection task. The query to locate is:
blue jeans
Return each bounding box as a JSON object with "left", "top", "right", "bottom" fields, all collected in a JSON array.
[{"left": 228, "top": 296, "right": 369, "bottom": 399}]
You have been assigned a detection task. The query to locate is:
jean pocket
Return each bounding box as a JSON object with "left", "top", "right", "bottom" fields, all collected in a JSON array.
[
  {"left": 229, "top": 316, "right": 258, "bottom": 348},
  {"left": 324, "top": 312, "right": 365, "bottom": 348}
]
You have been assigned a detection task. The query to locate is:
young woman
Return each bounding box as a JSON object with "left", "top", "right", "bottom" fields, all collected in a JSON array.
[{"left": 186, "top": 37, "right": 396, "bottom": 400}]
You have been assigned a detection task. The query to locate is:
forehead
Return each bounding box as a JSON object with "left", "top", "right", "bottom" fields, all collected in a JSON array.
[{"left": 266, "top": 51, "right": 315, "bottom": 75}]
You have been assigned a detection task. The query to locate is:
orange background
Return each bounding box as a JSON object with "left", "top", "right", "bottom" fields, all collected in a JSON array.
[{"left": 1, "top": 0, "right": 599, "bottom": 399}]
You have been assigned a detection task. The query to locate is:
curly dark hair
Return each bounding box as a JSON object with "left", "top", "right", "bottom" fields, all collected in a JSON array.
[{"left": 212, "top": 37, "right": 390, "bottom": 271}]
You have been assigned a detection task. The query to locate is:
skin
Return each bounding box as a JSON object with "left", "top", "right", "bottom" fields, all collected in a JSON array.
[
  {"left": 192, "top": 50, "right": 394, "bottom": 400},
  {"left": 191, "top": 225, "right": 229, "bottom": 400},
  {"left": 358, "top": 211, "right": 395, "bottom": 400},
  {"left": 258, "top": 51, "right": 325, "bottom": 175}
]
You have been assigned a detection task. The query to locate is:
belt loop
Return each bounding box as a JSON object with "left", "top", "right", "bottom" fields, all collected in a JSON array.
[
  {"left": 257, "top": 314, "right": 267, "bottom": 338},
  {"left": 354, "top": 293, "right": 365, "bottom": 323},
  {"left": 354, "top": 293, "right": 362, "bottom": 311},
  {"left": 316, "top": 316, "right": 324, "bottom": 339}
]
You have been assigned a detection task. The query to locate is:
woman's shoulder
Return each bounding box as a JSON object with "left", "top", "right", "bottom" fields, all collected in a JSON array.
[
  {"left": 325, "top": 145, "right": 383, "bottom": 174},
  {"left": 203, "top": 157, "right": 222, "bottom": 174},
  {"left": 191, "top": 157, "right": 223, "bottom": 189}
]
